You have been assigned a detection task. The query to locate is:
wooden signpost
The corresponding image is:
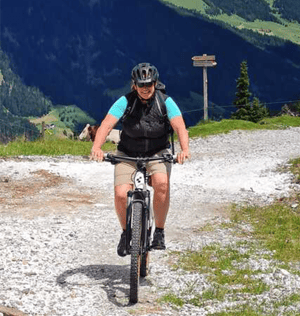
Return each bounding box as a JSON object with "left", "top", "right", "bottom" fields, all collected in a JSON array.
[{"left": 192, "top": 54, "right": 217, "bottom": 121}]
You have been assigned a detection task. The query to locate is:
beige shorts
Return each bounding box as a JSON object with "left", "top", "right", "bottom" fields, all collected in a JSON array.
[{"left": 114, "top": 148, "right": 172, "bottom": 186}]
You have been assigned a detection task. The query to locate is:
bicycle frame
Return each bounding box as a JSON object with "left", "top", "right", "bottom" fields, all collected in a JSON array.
[
  {"left": 104, "top": 152, "right": 176, "bottom": 303},
  {"left": 126, "top": 170, "right": 151, "bottom": 256}
]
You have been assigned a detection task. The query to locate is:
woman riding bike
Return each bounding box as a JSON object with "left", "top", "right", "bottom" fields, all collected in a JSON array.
[{"left": 90, "top": 62, "right": 190, "bottom": 256}]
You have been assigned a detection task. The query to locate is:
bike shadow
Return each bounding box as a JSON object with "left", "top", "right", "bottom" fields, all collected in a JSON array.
[{"left": 56, "top": 264, "right": 151, "bottom": 306}]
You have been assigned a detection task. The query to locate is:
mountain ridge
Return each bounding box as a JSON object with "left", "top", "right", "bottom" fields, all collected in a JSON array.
[
  {"left": 1, "top": 0, "right": 300, "bottom": 126},
  {"left": 160, "top": 0, "right": 300, "bottom": 45}
]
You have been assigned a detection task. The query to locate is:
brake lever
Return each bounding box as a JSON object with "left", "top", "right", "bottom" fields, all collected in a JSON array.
[
  {"left": 162, "top": 153, "right": 177, "bottom": 164},
  {"left": 104, "top": 153, "right": 118, "bottom": 165}
]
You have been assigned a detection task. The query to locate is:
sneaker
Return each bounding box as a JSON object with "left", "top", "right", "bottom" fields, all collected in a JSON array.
[
  {"left": 151, "top": 228, "right": 166, "bottom": 250},
  {"left": 117, "top": 231, "right": 127, "bottom": 257}
]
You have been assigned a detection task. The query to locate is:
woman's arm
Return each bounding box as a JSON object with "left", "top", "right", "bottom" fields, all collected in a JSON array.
[
  {"left": 170, "top": 116, "right": 190, "bottom": 164},
  {"left": 90, "top": 96, "right": 128, "bottom": 161},
  {"left": 90, "top": 114, "right": 118, "bottom": 161}
]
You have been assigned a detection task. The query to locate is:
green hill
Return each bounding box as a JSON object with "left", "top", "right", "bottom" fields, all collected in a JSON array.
[
  {"left": 0, "top": 48, "right": 97, "bottom": 141},
  {"left": 29, "top": 105, "right": 96, "bottom": 138},
  {"left": 159, "top": 0, "right": 300, "bottom": 45}
]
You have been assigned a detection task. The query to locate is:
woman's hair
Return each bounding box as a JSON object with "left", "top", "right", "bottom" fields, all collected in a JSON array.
[{"left": 131, "top": 80, "right": 136, "bottom": 91}]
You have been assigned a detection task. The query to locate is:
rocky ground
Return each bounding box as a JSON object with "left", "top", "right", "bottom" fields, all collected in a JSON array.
[{"left": 0, "top": 127, "right": 300, "bottom": 316}]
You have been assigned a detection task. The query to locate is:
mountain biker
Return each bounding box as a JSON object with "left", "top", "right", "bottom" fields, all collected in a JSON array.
[{"left": 90, "top": 62, "right": 190, "bottom": 256}]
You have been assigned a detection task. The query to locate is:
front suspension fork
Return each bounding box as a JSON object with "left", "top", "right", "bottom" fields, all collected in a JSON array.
[{"left": 126, "top": 190, "right": 151, "bottom": 254}]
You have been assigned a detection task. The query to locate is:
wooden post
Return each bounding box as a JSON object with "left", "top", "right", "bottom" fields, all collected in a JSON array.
[
  {"left": 42, "top": 121, "right": 45, "bottom": 138},
  {"left": 192, "top": 54, "right": 217, "bottom": 121},
  {"left": 203, "top": 65, "right": 208, "bottom": 121}
]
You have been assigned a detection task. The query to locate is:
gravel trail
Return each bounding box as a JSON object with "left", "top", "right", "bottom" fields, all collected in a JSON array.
[{"left": 0, "top": 128, "right": 300, "bottom": 315}]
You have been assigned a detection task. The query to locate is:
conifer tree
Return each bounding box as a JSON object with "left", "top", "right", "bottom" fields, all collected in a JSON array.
[
  {"left": 249, "top": 97, "right": 269, "bottom": 122},
  {"left": 233, "top": 60, "right": 251, "bottom": 109},
  {"left": 231, "top": 60, "right": 269, "bottom": 122}
]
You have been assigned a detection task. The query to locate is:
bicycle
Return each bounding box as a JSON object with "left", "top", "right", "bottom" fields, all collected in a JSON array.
[{"left": 104, "top": 152, "right": 176, "bottom": 303}]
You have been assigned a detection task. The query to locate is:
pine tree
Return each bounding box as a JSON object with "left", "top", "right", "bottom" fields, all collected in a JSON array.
[
  {"left": 231, "top": 61, "right": 269, "bottom": 122},
  {"left": 249, "top": 97, "right": 269, "bottom": 123},
  {"left": 233, "top": 60, "right": 251, "bottom": 109}
]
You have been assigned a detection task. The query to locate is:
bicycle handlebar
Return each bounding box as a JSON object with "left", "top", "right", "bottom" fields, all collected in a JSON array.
[{"left": 104, "top": 153, "right": 177, "bottom": 164}]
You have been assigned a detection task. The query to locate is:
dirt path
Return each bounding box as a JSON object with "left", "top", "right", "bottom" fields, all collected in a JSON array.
[{"left": 0, "top": 128, "right": 300, "bottom": 315}]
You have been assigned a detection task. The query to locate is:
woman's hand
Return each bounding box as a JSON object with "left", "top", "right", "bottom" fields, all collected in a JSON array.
[
  {"left": 89, "top": 114, "right": 118, "bottom": 162},
  {"left": 90, "top": 148, "right": 104, "bottom": 162},
  {"left": 176, "top": 150, "right": 191, "bottom": 164}
]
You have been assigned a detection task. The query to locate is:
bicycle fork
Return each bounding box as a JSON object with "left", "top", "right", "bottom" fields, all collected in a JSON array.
[{"left": 126, "top": 190, "right": 152, "bottom": 255}]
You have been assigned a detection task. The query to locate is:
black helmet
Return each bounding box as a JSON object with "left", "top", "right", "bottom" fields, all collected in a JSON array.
[{"left": 131, "top": 63, "right": 159, "bottom": 84}]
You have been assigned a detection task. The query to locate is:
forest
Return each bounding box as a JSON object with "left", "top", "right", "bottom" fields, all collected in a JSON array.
[
  {"left": 273, "top": 0, "right": 300, "bottom": 23},
  {"left": 0, "top": 49, "right": 50, "bottom": 142},
  {"left": 203, "top": 0, "right": 278, "bottom": 22}
]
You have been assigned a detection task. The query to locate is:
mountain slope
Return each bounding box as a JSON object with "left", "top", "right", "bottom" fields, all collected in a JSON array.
[
  {"left": 1, "top": 0, "right": 300, "bottom": 126},
  {"left": 160, "top": 0, "right": 300, "bottom": 45}
]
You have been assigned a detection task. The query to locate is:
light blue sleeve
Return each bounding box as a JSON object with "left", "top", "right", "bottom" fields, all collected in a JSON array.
[
  {"left": 165, "top": 97, "right": 182, "bottom": 120},
  {"left": 107, "top": 96, "right": 128, "bottom": 120}
]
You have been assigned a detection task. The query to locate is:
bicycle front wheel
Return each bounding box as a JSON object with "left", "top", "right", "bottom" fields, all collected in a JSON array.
[
  {"left": 129, "top": 201, "right": 143, "bottom": 303},
  {"left": 140, "top": 249, "right": 150, "bottom": 277},
  {"left": 140, "top": 225, "right": 151, "bottom": 277}
]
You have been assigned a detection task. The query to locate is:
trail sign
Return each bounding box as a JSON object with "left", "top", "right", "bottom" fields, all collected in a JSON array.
[
  {"left": 193, "top": 60, "right": 217, "bottom": 67},
  {"left": 192, "top": 54, "right": 217, "bottom": 121},
  {"left": 192, "top": 55, "right": 215, "bottom": 61}
]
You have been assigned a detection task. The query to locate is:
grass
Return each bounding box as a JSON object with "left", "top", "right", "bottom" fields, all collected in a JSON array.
[
  {"left": 163, "top": 193, "right": 300, "bottom": 312},
  {"left": 158, "top": 293, "right": 185, "bottom": 307},
  {"left": 0, "top": 136, "right": 116, "bottom": 157},
  {"left": 159, "top": 0, "right": 208, "bottom": 14},
  {"left": 1, "top": 115, "right": 300, "bottom": 157},
  {"left": 172, "top": 242, "right": 270, "bottom": 301},
  {"left": 212, "top": 308, "right": 262, "bottom": 316},
  {"left": 159, "top": 152, "right": 300, "bottom": 313},
  {"left": 188, "top": 116, "right": 300, "bottom": 138},
  {"left": 259, "top": 115, "right": 300, "bottom": 127},
  {"left": 290, "top": 157, "right": 300, "bottom": 184},
  {"left": 231, "top": 194, "right": 300, "bottom": 263},
  {"left": 188, "top": 119, "right": 262, "bottom": 138}
]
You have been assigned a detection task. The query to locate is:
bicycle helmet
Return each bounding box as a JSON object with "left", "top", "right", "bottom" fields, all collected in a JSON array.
[{"left": 131, "top": 63, "right": 159, "bottom": 84}]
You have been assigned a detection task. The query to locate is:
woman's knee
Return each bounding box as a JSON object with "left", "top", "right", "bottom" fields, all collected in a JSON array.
[
  {"left": 151, "top": 174, "right": 169, "bottom": 193},
  {"left": 115, "top": 184, "right": 131, "bottom": 201}
]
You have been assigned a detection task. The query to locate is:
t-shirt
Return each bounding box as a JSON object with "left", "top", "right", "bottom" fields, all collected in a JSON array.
[{"left": 108, "top": 95, "right": 182, "bottom": 121}]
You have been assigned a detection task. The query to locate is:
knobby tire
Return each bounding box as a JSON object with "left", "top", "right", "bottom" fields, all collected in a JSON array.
[
  {"left": 140, "top": 227, "right": 150, "bottom": 277},
  {"left": 140, "top": 250, "right": 149, "bottom": 278},
  {"left": 129, "top": 201, "right": 143, "bottom": 303}
]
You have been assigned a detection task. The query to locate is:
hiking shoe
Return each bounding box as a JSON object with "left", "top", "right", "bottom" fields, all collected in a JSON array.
[
  {"left": 117, "top": 231, "right": 127, "bottom": 257},
  {"left": 151, "top": 228, "right": 166, "bottom": 250}
]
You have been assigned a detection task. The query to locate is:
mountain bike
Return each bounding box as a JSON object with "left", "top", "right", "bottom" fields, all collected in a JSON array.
[{"left": 104, "top": 152, "right": 176, "bottom": 303}]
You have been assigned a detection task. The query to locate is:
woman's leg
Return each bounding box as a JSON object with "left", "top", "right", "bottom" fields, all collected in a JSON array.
[
  {"left": 114, "top": 183, "right": 132, "bottom": 230},
  {"left": 151, "top": 172, "right": 170, "bottom": 229}
]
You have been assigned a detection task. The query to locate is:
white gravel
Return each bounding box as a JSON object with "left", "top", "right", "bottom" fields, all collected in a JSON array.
[{"left": 0, "top": 127, "right": 300, "bottom": 315}]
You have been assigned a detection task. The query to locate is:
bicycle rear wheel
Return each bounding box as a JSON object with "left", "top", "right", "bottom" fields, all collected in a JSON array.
[{"left": 129, "top": 201, "right": 143, "bottom": 303}]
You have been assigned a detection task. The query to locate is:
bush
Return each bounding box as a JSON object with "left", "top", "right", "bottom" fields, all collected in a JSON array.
[
  {"left": 281, "top": 101, "right": 300, "bottom": 116},
  {"left": 232, "top": 97, "right": 269, "bottom": 123}
]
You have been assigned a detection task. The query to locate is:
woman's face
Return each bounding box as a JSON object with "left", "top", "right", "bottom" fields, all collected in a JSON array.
[{"left": 135, "top": 82, "right": 155, "bottom": 100}]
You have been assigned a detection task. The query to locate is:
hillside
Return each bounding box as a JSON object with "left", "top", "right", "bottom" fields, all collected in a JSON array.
[
  {"left": 0, "top": 48, "right": 96, "bottom": 141},
  {"left": 1, "top": 0, "right": 300, "bottom": 126},
  {"left": 160, "top": 0, "right": 300, "bottom": 45},
  {"left": 29, "top": 105, "right": 96, "bottom": 138}
]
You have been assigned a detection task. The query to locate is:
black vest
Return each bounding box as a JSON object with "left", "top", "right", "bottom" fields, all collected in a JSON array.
[{"left": 118, "top": 90, "right": 170, "bottom": 157}]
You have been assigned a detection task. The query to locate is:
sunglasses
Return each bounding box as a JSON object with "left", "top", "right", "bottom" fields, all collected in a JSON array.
[{"left": 136, "top": 82, "right": 154, "bottom": 88}]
